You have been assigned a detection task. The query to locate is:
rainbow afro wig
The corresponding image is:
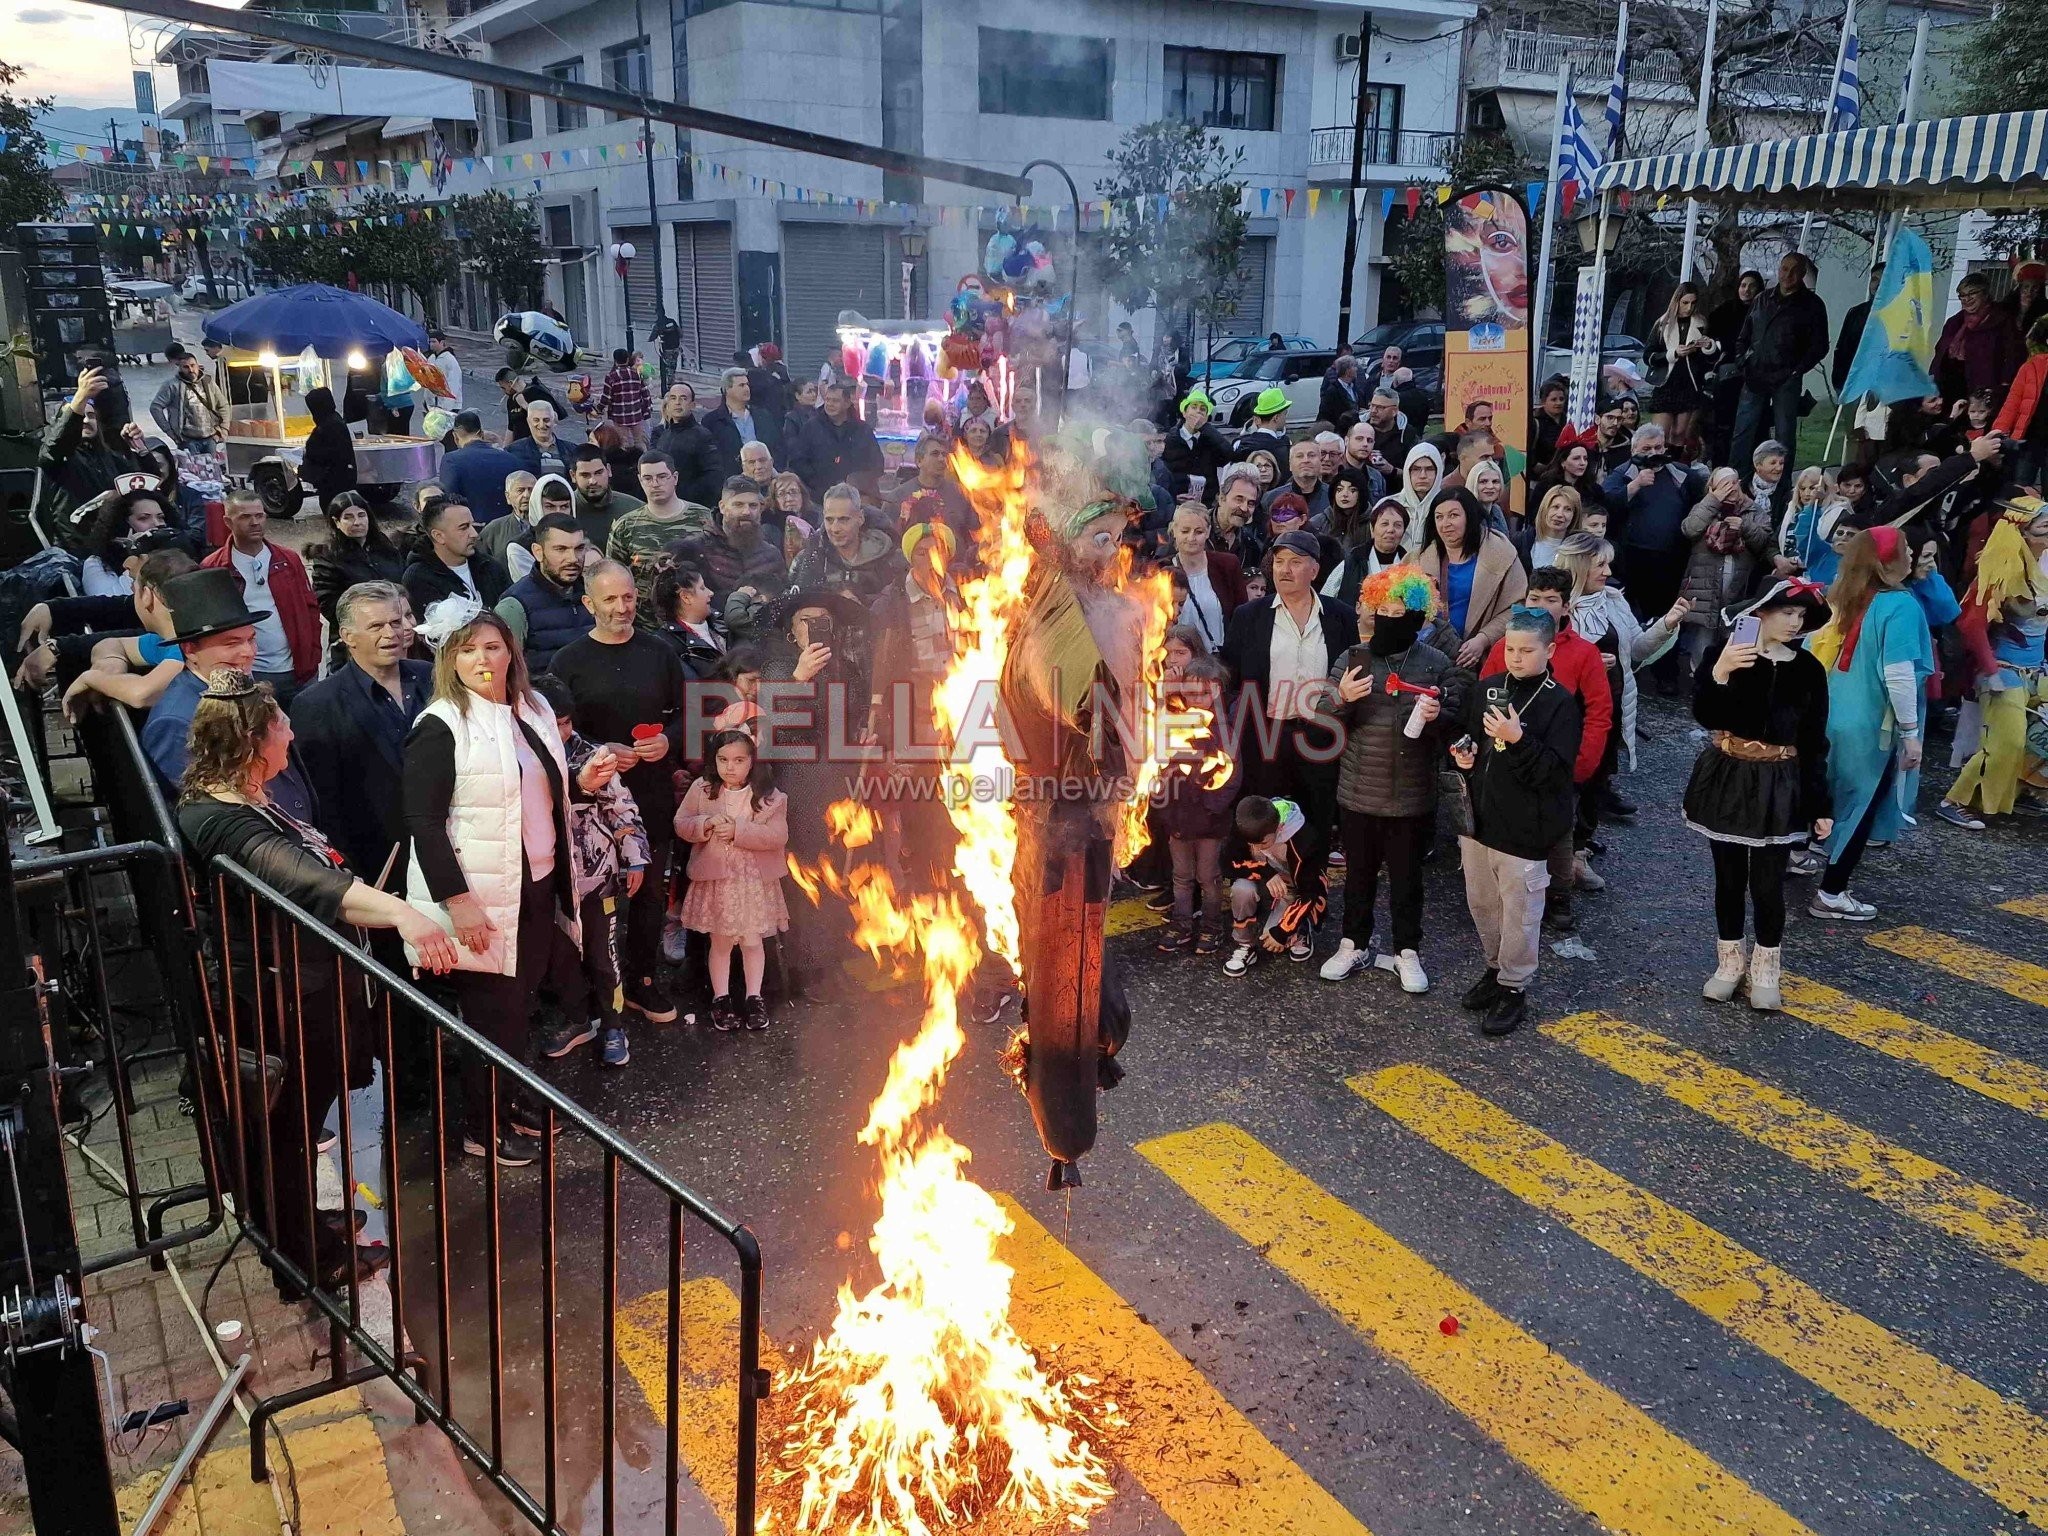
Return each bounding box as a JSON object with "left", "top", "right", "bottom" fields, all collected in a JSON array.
[{"left": 1359, "top": 564, "right": 1440, "bottom": 621}]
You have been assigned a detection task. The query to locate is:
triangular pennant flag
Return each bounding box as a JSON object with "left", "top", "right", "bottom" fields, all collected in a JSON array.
[
  {"left": 1283, "top": 187, "right": 1296, "bottom": 214},
  {"left": 148, "top": 151, "right": 160, "bottom": 168},
  {"left": 1617, "top": 188, "right": 1632, "bottom": 212},
  {"left": 1527, "top": 181, "right": 1544, "bottom": 213},
  {"left": 1435, "top": 185, "right": 1452, "bottom": 205},
  {"left": 1559, "top": 179, "right": 1579, "bottom": 218},
  {"left": 1258, "top": 187, "right": 1270, "bottom": 214},
  {"left": 1404, "top": 186, "right": 1421, "bottom": 217},
  {"left": 356, "top": 160, "right": 369, "bottom": 178},
  {"left": 311, "top": 162, "right": 324, "bottom": 180},
  {"left": 1307, "top": 189, "right": 1320, "bottom": 215},
  {"left": 100, "top": 223, "right": 110, "bottom": 234},
  {"left": 522, "top": 153, "right": 534, "bottom": 169},
  {"left": 1380, "top": 187, "right": 1396, "bottom": 219}
]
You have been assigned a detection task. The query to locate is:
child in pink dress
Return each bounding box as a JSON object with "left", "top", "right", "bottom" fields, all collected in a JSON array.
[{"left": 675, "top": 729, "right": 790, "bottom": 1030}]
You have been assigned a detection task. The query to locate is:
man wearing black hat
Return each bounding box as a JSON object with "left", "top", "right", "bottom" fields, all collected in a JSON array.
[
  {"left": 141, "top": 568, "right": 317, "bottom": 823},
  {"left": 1219, "top": 528, "right": 1355, "bottom": 941}
]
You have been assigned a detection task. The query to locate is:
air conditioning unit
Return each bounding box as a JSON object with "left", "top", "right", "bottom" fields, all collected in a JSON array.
[{"left": 1335, "top": 31, "right": 1363, "bottom": 62}]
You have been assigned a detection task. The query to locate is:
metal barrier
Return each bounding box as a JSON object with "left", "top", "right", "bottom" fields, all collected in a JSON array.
[{"left": 195, "top": 855, "right": 764, "bottom": 1535}]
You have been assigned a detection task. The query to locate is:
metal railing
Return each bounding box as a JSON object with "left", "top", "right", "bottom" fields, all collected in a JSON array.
[
  {"left": 1307, "top": 126, "right": 1462, "bottom": 171},
  {"left": 1496, "top": 28, "right": 1832, "bottom": 112},
  {"left": 194, "top": 856, "right": 765, "bottom": 1534}
]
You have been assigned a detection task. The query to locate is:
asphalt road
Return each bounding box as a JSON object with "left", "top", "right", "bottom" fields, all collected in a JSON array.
[{"left": 390, "top": 688, "right": 2048, "bottom": 1536}]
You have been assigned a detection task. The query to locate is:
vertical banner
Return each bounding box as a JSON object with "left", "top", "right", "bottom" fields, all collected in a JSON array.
[
  {"left": 1567, "top": 263, "right": 1603, "bottom": 430},
  {"left": 1443, "top": 186, "right": 1531, "bottom": 508}
]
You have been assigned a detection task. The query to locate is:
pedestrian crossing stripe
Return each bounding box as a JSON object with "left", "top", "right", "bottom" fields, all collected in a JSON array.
[
  {"left": 1355, "top": 1064, "right": 2048, "bottom": 1516},
  {"left": 1867, "top": 925, "right": 2048, "bottom": 1008},
  {"left": 616, "top": 1281, "right": 751, "bottom": 1533},
  {"left": 1544, "top": 1012, "right": 2048, "bottom": 1285},
  {"left": 995, "top": 1194, "right": 1373, "bottom": 1535},
  {"left": 617, "top": 1236, "right": 1371, "bottom": 1536},
  {"left": 1996, "top": 893, "right": 2048, "bottom": 921},
  {"left": 1138, "top": 1122, "right": 1817, "bottom": 1536},
  {"left": 1779, "top": 974, "right": 2048, "bottom": 1120},
  {"left": 1105, "top": 896, "right": 1168, "bottom": 937}
]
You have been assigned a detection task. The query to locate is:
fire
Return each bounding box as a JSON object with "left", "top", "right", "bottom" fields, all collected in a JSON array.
[{"left": 765, "top": 443, "right": 1123, "bottom": 1533}]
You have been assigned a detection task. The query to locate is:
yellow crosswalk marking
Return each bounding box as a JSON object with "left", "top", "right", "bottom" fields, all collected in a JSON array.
[
  {"left": 1104, "top": 896, "right": 1167, "bottom": 937},
  {"left": 996, "top": 1194, "right": 1373, "bottom": 1536},
  {"left": 1138, "top": 1123, "right": 1815, "bottom": 1536},
  {"left": 1780, "top": 974, "right": 2048, "bottom": 1120},
  {"left": 1357, "top": 1064, "right": 2048, "bottom": 1517},
  {"left": 1545, "top": 1013, "right": 2048, "bottom": 1284},
  {"left": 1997, "top": 894, "right": 2048, "bottom": 922},
  {"left": 1868, "top": 925, "right": 2048, "bottom": 1008},
  {"left": 616, "top": 1280, "right": 751, "bottom": 1533}
]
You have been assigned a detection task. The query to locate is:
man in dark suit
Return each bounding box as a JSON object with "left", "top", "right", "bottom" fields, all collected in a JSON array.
[
  {"left": 701, "top": 365, "right": 780, "bottom": 481},
  {"left": 289, "top": 580, "right": 432, "bottom": 886},
  {"left": 1219, "top": 529, "right": 1356, "bottom": 914}
]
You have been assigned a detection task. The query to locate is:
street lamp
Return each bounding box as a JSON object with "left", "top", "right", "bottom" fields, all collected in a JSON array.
[
  {"left": 608, "top": 239, "right": 637, "bottom": 353},
  {"left": 898, "top": 227, "right": 926, "bottom": 320}
]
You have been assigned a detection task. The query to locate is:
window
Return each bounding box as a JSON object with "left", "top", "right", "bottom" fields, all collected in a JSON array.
[
  {"left": 978, "top": 28, "right": 1111, "bottom": 120},
  {"left": 603, "top": 37, "right": 652, "bottom": 123},
  {"left": 544, "top": 59, "right": 587, "bottom": 133},
  {"left": 1355, "top": 82, "right": 1402, "bottom": 159},
  {"left": 1165, "top": 47, "right": 1279, "bottom": 132},
  {"left": 499, "top": 88, "right": 532, "bottom": 143}
]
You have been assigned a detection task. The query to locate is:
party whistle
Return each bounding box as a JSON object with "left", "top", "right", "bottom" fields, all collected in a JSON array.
[{"left": 1382, "top": 675, "right": 1441, "bottom": 699}]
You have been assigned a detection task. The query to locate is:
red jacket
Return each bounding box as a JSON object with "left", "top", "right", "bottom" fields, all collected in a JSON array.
[
  {"left": 1990, "top": 352, "right": 2048, "bottom": 441},
  {"left": 201, "top": 539, "right": 322, "bottom": 683},
  {"left": 1485, "top": 623, "right": 1613, "bottom": 784}
]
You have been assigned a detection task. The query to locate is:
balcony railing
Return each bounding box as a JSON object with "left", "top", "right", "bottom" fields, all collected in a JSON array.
[
  {"left": 1308, "top": 126, "right": 1462, "bottom": 171},
  {"left": 1497, "top": 28, "right": 1831, "bottom": 113}
]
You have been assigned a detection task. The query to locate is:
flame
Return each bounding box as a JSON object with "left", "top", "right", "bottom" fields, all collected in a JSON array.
[{"left": 765, "top": 442, "right": 1120, "bottom": 1533}]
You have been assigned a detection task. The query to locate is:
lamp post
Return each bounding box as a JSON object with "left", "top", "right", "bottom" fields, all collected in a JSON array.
[
  {"left": 608, "top": 239, "right": 637, "bottom": 354},
  {"left": 898, "top": 227, "right": 926, "bottom": 321}
]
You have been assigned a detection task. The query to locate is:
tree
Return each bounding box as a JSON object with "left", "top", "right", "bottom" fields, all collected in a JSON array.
[
  {"left": 1956, "top": 0, "right": 2048, "bottom": 117},
  {"left": 344, "top": 192, "right": 459, "bottom": 318},
  {"left": 1383, "top": 134, "right": 1535, "bottom": 320},
  {"left": 259, "top": 197, "right": 356, "bottom": 288},
  {"left": 449, "top": 190, "right": 545, "bottom": 312},
  {"left": 1095, "top": 121, "right": 1248, "bottom": 343},
  {"left": 0, "top": 60, "right": 61, "bottom": 235}
]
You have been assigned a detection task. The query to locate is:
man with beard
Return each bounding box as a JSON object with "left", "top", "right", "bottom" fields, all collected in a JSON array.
[
  {"left": 1001, "top": 496, "right": 1147, "bottom": 1190},
  {"left": 495, "top": 512, "right": 595, "bottom": 672},
  {"left": 40, "top": 365, "right": 165, "bottom": 543},
  {"left": 670, "top": 477, "right": 788, "bottom": 599},
  {"left": 568, "top": 442, "right": 643, "bottom": 552},
  {"left": 648, "top": 381, "right": 724, "bottom": 508}
]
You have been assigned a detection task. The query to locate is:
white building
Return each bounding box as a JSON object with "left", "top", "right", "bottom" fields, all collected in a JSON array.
[{"left": 431, "top": 0, "right": 1474, "bottom": 376}]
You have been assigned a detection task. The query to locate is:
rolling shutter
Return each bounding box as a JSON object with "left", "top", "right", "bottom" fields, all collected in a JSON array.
[
  {"left": 1215, "top": 235, "right": 1270, "bottom": 336},
  {"left": 672, "top": 221, "right": 737, "bottom": 373},
  {"left": 782, "top": 223, "right": 889, "bottom": 380}
]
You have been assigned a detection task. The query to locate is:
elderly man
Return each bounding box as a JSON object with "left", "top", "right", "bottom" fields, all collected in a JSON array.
[
  {"left": 496, "top": 513, "right": 594, "bottom": 671},
  {"left": 1263, "top": 438, "right": 1331, "bottom": 527},
  {"left": 289, "top": 581, "right": 431, "bottom": 882},
  {"left": 1219, "top": 527, "right": 1355, "bottom": 935},
  {"left": 1318, "top": 354, "right": 1363, "bottom": 431},
  {"left": 1731, "top": 251, "right": 1829, "bottom": 475},
  {"left": 478, "top": 468, "right": 541, "bottom": 578},
  {"left": 788, "top": 379, "right": 883, "bottom": 500},
  {"left": 703, "top": 365, "right": 772, "bottom": 480},
  {"left": 508, "top": 398, "right": 569, "bottom": 479},
  {"left": 648, "top": 381, "right": 723, "bottom": 507},
  {"left": 549, "top": 561, "right": 691, "bottom": 1025},
  {"left": 1314, "top": 431, "right": 1346, "bottom": 483},
  {"left": 738, "top": 440, "right": 776, "bottom": 495},
  {"left": 568, "top": 441, "right": 643, "bottom": 553},
  {"left": 152, "top": 344, "right": 230, "bottom": 451},
  {"left": 199, "top": 487, "right": 321, "bottom": 703},
  {"left": 605, "top": 451, "right": 718, "bottom": 620}
]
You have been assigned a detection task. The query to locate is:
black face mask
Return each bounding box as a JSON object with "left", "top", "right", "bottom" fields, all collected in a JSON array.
[{"left": 1369, "top": 610, "right": 1425, "bottom": 655}]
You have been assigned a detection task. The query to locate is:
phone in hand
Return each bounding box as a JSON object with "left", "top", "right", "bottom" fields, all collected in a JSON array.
[{"left": 1730, "top": 613, "right": 1762, "bottom": 650}]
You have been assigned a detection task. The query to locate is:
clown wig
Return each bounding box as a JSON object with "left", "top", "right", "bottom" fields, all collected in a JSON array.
[
  {"left": 1359, "top": 564, "right": 1440, "bottom": 621},
  {"left": 1968, "top": 510, "right": 2045, "bottom": 618}
]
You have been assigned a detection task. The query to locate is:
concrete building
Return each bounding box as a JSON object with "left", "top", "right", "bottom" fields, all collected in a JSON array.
[{"left": 430, "top": 0, "right": 1475, "bottom": 376}]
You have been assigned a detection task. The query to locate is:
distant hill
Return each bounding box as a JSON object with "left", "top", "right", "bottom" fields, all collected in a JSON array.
[{"left": 33, "top": 104, "right": 181, "bottom": 164}]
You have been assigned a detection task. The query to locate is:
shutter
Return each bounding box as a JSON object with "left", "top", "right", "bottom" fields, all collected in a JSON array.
[
  {"left": 673, "top": 221, "right": 737, "bottom": 373},
  {"left": 782, "top": 223, "right": 890, "bottom": 380},
  {"left": 1215, "top": 236, "right": 1270, "bottom": 335},
  {"left": 614, "top": 224, "right": 659, "bottom": 339}
]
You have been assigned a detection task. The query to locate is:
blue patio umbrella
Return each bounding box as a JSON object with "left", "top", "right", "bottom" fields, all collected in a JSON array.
[{"left": 201, "top": 283, "right": 426, "bottom": 357}]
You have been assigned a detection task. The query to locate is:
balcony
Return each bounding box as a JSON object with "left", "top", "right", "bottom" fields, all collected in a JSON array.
[
  {"left": 1495, "top": 29, "right": 1831, "bottom": 114},
  {"left": 1307, "top": 126, "right": 1461, "bottom": 182}
]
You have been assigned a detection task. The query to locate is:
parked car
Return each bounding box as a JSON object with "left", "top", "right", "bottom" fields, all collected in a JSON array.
[
  {"left": 1188, "top": 333, "right": 1319, "bottom": 388},
  {"left": 1210, "top": 349, "right": 1341, "bottom": 427}
]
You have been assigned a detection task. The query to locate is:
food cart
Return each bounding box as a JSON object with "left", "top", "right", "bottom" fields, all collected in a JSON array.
[
  {"left": 107, "top": 280, "right": 175, "bottom": 362},
  {"left": 202, "top": 283, "right": 442, "bottom": 498}
]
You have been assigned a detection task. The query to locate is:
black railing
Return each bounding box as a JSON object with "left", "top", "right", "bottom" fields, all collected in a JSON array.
[{"left": 197, "top": 856, "right": 765, "bottom": 1534}]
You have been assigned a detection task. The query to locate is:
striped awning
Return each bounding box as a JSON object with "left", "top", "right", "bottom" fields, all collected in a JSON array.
[{"left": 1591, "top": 111, "right": 2048, "bottom": 210}]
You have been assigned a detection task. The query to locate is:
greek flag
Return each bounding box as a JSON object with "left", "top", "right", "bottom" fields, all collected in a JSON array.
[
  {"left": 1604, "top": 2, "right": 1629, "bottom": 157},
  {"left": 1830, "top": 10, "right": 1862, "bottom": 132},
  {"left": 1559, "top": 89, "right": 1603, "bottom": 191},
  {"left": 1895, "top": 44, "right": 1915, "bottom": 125}
]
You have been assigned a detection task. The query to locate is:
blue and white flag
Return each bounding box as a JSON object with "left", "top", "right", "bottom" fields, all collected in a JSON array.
[
  {"left": 1895, "top": 42, "right": 1916, "bottom": 124},
  {"left": 1842, "top": 227, "right": 1938, "bottom": 404},
  {"left": 1603, "top": 1, "right": 1630, "bottom": 158},
  {"left": 1830, "top": 5, "right": 1862, "bottom": 133},
  {"left": 1558, "top": 88, "right": 1602, "bottom": 191}
]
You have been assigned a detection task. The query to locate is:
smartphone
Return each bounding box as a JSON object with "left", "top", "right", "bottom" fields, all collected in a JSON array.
[
  {"left": 1451, "top": 734, "right": 1477, "bottom": 756},
  {"left": 1730, "top": 614, "right": 1762, "bottom": 650}
]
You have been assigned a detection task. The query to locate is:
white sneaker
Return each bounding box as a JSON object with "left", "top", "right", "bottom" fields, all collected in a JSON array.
[
  {"left": 1808, "top": 888, "right": 1877, "bottom": 922},
  {"left": 1394, "top": 949, "right": 1429, "bottom": 993},
  {"left": 1224, "top": 943, "right": 1258, "bottom": 977},
  {"left": 1319, "top": 939, "right": 1367, "bottom": 981}
]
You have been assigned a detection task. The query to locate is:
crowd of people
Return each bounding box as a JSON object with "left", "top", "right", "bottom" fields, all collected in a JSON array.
[{"left": 16, "top": 261, "right": 2047, "bottom": 1291}]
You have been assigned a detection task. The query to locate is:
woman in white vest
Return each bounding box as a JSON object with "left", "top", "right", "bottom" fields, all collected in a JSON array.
[{"left": 403, "top": 599, "right": 595, "bottom": 1168}]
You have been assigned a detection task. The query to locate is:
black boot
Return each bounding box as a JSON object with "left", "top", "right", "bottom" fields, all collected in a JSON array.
[
  {"left": 1481, "top": 988, "right": 1527, "bottom": 1037},
  {"left": 1461, "top": 968, "right": 1502, "bottom": 1011}
]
